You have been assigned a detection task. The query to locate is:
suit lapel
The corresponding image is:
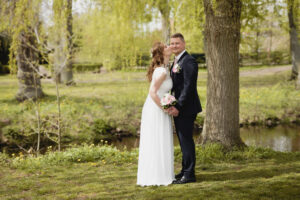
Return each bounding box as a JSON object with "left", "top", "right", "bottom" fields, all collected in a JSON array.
[
  {"left": 177, "top": 51, "right": 188, "bottom": 64},
  {"left": 170, "top": 59, "right": 175, "bottom": 77}
]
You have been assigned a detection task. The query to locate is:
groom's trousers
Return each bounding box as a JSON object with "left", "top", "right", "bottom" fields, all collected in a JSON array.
[{"left": 174, "top": 114, "right": 197, "bottom": 178}]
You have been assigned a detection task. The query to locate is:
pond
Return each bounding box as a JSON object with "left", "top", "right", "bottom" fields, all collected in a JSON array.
[{"left": 111, "top": 125, "right": 300, "bottom": 152}]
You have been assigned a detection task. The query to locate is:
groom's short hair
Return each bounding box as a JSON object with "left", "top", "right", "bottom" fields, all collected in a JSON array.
[{"left": 171, "top": 33, "right": 185, "bottom": 42}]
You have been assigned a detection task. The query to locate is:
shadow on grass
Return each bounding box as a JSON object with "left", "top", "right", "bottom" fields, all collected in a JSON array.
[{"left": 196, "top": 161, "right": 300, "bottom": 183}]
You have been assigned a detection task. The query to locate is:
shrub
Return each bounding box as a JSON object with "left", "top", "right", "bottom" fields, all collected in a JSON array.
[
  {"left": 10, "top": 144, "right": 138, "bottom": 170},
  {"left": 73, "top": 63, "right": 103, "bottom": 72},
  {"left": 0, "top": 152, "right": 10, "bottom": 166},
  {"left": 4, "top": 143, "right": 300, "bottom": 170},
  {"left": 92, "top": 119, "right": 115, "bottom": 143},
  {"left": 0, "top": 64, "right": 10, "bottom": 74}
]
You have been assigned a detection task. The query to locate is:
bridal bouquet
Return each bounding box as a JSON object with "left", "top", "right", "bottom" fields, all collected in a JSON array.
[{"left": 161, "top": 93, "right": 177, "bottom": 109}]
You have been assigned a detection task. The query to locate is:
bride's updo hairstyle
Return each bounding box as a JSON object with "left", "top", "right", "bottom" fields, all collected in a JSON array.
[{"left": 147, "top": 42, "right": 165, "bottom": 82}]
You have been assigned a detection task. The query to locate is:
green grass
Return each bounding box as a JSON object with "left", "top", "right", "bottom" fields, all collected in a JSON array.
[
  {"left": 0, "top": 66, "right": 299, "bottom": 147},
  {"left": 0, "top": 144, "right": 299, "bottom": 199},
  {"left": 239, "top": 64, "right": 287, "bottom": 71}
]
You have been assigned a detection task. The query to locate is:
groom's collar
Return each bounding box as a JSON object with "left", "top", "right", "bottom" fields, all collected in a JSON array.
[{"left": 175, "top": 50, "right": 186, "bottom": 61}]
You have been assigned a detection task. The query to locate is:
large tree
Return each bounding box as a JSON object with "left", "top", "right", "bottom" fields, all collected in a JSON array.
[
  {"left": 201, "top": 0, "right": 244, "bottom": 147},
  {"left": 287, "top": 0, "right": 300, "bottom": 89}
]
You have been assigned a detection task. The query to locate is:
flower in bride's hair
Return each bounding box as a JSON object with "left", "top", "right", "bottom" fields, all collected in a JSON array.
[{"left": 161, "top": 93, "right": 177, "bottom": 109}]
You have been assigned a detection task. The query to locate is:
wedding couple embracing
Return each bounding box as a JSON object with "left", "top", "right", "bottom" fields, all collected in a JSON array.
[{"left": 137, "top": 33, "right": 202, "bottom": 186}]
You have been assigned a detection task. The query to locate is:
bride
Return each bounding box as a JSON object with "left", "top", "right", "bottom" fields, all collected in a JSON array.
[{"left": 137, "top": 42, "right": 175, "bottom": 186}]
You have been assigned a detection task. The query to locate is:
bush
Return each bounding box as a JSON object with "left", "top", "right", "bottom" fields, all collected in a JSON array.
[
  {"left": 195, "top": 115, "right": 205, "bottom": 126},
  {"left": 190, "top": 53, "right": 206, "bottom": 64},
  {"left": 10, "top": 144, "right": 138, "bottom": 169},
  {"left": 0, "top": 64, "right": 10, "bottom": 74},
  {"left": 0, "top": 152, "right": 10, "bottom": 166},
  {"left": 3, "top": 126, "right": 37, "bottom": 149},
  {"left": 137, "top": 53, "right": 151, "bottom": 67},
  {"left": 73, "top": 63, "right": 103, "bottom": 72},
  {"left": 270, "top": 51, "right": 286, "bottom": 65},
  {"left": 92, "top": 119, "right": 115, "bottom": 143},
  {"left": 240, "top": 51, "right": 290, "bottom": 66},
  {"left": 3, "top": 143, "right": 300, "bottom": 170},
  {"left": 3, "top": 123, "right": 59, "bottom": 154}
]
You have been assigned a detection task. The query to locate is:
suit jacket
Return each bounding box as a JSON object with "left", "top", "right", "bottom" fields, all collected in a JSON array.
[{"left": 171, "top": 51, "right": 202, "bottom": 117}]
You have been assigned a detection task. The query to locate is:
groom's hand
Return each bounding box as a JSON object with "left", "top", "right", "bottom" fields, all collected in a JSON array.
[{"left": 169, "top": 106, "right": 179, "bottom": 117}]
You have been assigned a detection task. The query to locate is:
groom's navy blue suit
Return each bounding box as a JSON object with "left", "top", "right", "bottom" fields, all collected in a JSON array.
[{"left": 171, "top": 51, "right": 202, "bottom": 179}]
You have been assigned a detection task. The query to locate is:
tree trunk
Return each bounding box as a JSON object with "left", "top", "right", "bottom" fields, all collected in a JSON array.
[
  {"left": 158, "top": 0, "right": 171, "bottom": 44},
  {"left": 201, "top": 0, "right": 244, "bottom": 148},
  {"left": 53, "top": 0, "right": 74, "bottom": 85},
  {"left": 288, "top": 0, "right": 300, "bottom": 89},
  {"left": 16, "top": 31, "right": 43, "bottom": 101},
  {"left": 60, "top": 0, "right": 73, "bottom": 85},
  {"left": 268, "top": 21, "right": 273, "bottom": 65},
  {"left": 255, "top": 29, "right": 260, "bottom": 63},
  {"left": 161, "top": 12, "right": 171, "bottom": 44}
]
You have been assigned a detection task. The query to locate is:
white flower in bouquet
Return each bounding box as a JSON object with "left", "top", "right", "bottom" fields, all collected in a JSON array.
[{"left": 160, "top": 93, "right": 177, "bottom": 109}]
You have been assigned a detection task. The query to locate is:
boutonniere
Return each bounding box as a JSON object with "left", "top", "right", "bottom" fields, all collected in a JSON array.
[{"left": 172, "top": 63, "right": 181, "bottom": 73}]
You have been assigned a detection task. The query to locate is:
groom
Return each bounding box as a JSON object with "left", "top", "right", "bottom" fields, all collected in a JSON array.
[{"left": 168, "top": 33, "right": 202, "bottom": 184}]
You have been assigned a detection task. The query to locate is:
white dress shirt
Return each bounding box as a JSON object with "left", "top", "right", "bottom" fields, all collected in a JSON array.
[{"left": 175, "top": 50, "right": 186, "bottom": 62}]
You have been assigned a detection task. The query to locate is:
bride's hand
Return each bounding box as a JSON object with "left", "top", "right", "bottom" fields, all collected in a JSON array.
[
  {"left": 163, "top": 107, "right": 171, "bottom": 114},
  {"left": 163, "top": 107, "right": 169, "bottom": 113}
]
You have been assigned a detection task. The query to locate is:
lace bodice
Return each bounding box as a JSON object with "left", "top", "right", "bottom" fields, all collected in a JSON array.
[{"left": 151, "top": 66, "right": 173, "bottom": 98}]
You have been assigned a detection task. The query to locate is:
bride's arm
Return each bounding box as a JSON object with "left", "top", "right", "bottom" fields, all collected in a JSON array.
[{"left": 149, "top": 72, "right": 167, "bottom": 110}]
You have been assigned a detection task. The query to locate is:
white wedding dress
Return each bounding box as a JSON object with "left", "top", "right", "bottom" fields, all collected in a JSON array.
[{"left": 137, "top": 66, "right": 175, "bottom": 186}]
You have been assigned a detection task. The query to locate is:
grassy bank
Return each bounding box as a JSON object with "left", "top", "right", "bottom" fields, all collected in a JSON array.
[
  {"left": 0, "top": 66, "right": 300, "bottom": 150},
  {"left": 0, "top": 144, "right": 300, "bottom": 199}
]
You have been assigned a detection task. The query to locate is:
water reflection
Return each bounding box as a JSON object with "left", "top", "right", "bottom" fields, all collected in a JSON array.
[
  {"left": 240, "top": 126, "right": 300, "bottom": 152},
  {"left": 111, "top": 125, "right": 300, "bottom": 152}
]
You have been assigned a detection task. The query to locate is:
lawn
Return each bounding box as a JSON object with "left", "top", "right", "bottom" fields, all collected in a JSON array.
[
  {"left": 0, "top": 144, "right": 299, "bottom": 200},
  {"left": 1, "top": 66, "right": 300, "bottom": 199}
]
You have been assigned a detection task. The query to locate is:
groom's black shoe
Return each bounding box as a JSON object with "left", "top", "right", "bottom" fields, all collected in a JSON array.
[
  {"left": 172, "top": 176, "right": 196, "bottom": 184},
  {"left": 175, "top": 172, "right": 184, "bottom": 180}
]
